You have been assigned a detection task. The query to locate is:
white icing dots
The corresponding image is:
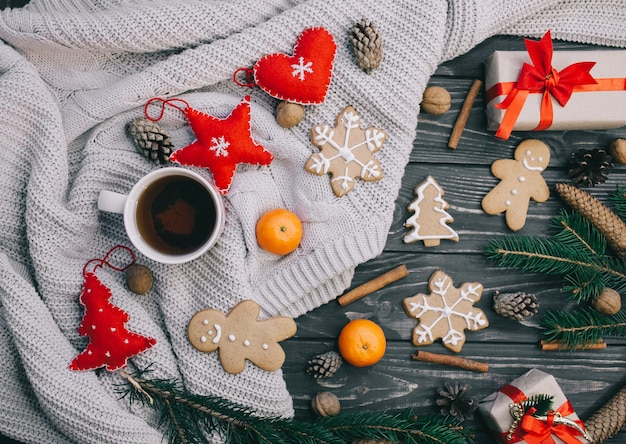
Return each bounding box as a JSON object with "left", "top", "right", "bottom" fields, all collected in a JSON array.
[
  {"left": 202, "top": 319, "right": 209, "bottom": 325},
  {"left": 511, "top": 189, "right": 518, "bottom": 195},
  {"left": 243, "top": 340, "right": 250, "bottom": 347},
  {"left": 505, "top": 200, "right": 511, "bottom": 206},
  {"left": 228, "top": 334, "right": 236, "bottom": 342},
  {"left": 262, "top": 344, "right": 269, "bottom": 350},
  {"left": 200, "top": 336, "right": 207, "bottom": 343},
  {"left": 526, "top": 150, "right": 531, "bottom": 155},
  {"left": 518, "top": 176, "right": 526, "bottom": 182}
]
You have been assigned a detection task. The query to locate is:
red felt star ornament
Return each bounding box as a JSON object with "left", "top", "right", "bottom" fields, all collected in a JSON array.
[
  {"left": 69, "top": 246, "right": 156, "bottom": 372},
  {"left": 163, "top": 95, "right": 273, "bottom": 194}
]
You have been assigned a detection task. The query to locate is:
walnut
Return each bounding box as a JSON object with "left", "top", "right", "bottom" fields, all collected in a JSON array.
[
  {"left": 609, "top": 138, "right": 626, "bottom": 164},
  {"left": 421, "top": 86, "right": 451, "bottom": 115},
  {"left": 592, "top": 288, "right": 621, "bottom": 315},
  {"left": 311, "top": 391, "right": 340, "bottom": 417},
  {"left": 125, "top": 264, "right": 153, "bottom": 295},
  {"left": 275, "top": 101, "right": 305, "bottom": 128}
]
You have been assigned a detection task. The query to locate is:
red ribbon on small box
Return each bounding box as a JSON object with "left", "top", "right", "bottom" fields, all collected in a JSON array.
[
  {"left": 499, "top": 383, "right": 587, "bottom": 444},
  {"left": 486, "top": 30, "right": 626, "bottom": 140}
]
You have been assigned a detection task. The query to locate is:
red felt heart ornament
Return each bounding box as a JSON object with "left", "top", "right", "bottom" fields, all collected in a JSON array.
[{"left": 253, "top": 27, "right": 336, "bottom": 105}]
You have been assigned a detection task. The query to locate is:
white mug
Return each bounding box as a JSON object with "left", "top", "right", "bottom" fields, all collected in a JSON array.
[{"left": 98, "top": 167, "right": 225, "bottom": 264}]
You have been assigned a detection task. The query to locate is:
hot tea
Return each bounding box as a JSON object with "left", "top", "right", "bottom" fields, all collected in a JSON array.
[{"left": 136, "top": 175, "right": 216, "bottom": 255}]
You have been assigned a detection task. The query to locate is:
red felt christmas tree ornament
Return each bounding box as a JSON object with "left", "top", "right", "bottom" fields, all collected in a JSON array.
[
  {"left": 234, "top": 27, "right": 337, "bottom": 106},
  {"left": 69, "top": 245, "right": 156, "bottom": 372},
  {"left": 145, "top": 95, "right": 273, "bottom": 195}
]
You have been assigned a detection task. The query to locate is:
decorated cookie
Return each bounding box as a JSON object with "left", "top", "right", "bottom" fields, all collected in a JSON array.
[
  {"left": 404, "top": 175, "right": 459, "bottom": 246},
  {"left": 152, "top": 95, "right": 273, "bottom": 195},
  {"left": 187, "top": 300, "right": 297, "bottom": 374},
  {"left": 481, "top": 139, "right": 551, "bottom": 231},
  {"left": 402, "top": 269, "right": 488, "bottom": 353},
  {"left": 253, "top": 27, "right": 336, "bottom": 105},
  {"left": 305, "top": 105, "right": 386, "bottom": 197}
]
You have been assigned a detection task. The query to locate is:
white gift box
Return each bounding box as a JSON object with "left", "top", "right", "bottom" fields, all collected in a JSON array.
[
  {"left": 477, "top": 368, "right": 589, "bottom": 443},
  {"left": 485, "top": 49, "right": 626, "bottom": 139}
]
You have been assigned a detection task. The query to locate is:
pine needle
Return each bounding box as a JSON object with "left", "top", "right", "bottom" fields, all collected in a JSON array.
[
  {"left": 485, "top": 210, "right": 626, "bottom": 302},
  {"left": 116, "top": 369, "right": 474, "bottom": 444},
  {"left": 542, "top": 308, "right": 626, "bottom": 349}
]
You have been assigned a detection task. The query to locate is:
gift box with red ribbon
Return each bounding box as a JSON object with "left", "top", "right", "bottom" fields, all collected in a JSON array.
[
  {"left": 485, "top": 30, "right": 626, "bottom": 140},
  {"left": 478, "top": 368, "right": 590, "bottom": 444}
]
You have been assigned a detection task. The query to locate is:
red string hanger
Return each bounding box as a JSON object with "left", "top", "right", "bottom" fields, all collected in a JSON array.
[
  {"left": 69, "top": 245, "right": 156, "bottom": 372},
  {"left": 233, "top": 27, "right": 336, "bottom": 105},
  {"left": 144, "top": 96, "right": 273, "bottom": 195}
]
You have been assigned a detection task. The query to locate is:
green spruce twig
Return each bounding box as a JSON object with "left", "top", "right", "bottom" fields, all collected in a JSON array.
[
  {"left": 542, "top": 308, "right": 626, "bottom": 349},
  {"left": 116, "top": 368, "right": 474, "bottom": 444},
  {"left": 485, "top": 210, "right": 626, "bottom": 303}
]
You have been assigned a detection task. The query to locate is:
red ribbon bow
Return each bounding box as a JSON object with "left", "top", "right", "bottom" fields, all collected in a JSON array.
[
  {"left": 491, "top": 30, "right": 598, "bottom": 139},
  {"left": 499, "top": 383, "right": 586, "bottom": 444},
  {"left": 518, "top": 406, "right": 586, "bottom": 444}
]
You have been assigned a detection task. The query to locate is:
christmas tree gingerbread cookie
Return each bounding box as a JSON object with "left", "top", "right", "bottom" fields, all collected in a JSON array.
[
  {"left": 481, "top": 139, "right": 551, "bottom": 231},
  {"left": 402, "top": 269, "right": 488, "bottom": 353},
  {"left": 404, "top": 175, "right": 459, "bottom": 246},
  {"left": 305, "top": 105, "right": 386, "bottom": 197},
  {"left": 187, "top": 300, "right": 297, "bottom": 374}
]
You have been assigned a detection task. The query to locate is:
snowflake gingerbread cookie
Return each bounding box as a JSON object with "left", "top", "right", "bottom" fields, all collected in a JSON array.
[
  {"left": 404, "top": 175, "right": 459, "bottom": 246},
  {"left": 187, "top": 300, "right": 297, "bottom": 374},
  {"left": 305, "top": 106, "right": 386, "bottom": 197},
  {"left": 402, "top": 269, "right": 488, "bottom": 353}
]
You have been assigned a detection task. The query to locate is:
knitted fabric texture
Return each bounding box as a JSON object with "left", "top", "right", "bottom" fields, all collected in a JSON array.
[{"left": 0, "top": 0, "right": 625, "bottom": 443}]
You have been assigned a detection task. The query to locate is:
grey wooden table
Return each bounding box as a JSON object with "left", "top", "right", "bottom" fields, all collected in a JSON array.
[{"left": 281, "top": 35, "right": 626, "bottom": 443}]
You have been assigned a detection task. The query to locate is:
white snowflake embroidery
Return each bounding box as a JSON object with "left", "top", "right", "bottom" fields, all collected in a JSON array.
[
  {"left": 402, "top": 270, "right": 488, "bottom": 353},
  {"left": 305, "top": 106, "right": 386, "bottom": 197},
  {"left": 291, "top": 56, "right": 314, "bottom": 81},
  {"left": 210, "top": 136, "right": 230, "bottom": 157}
]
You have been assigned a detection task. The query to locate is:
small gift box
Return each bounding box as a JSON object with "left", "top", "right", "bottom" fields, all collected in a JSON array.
[
  {"left": 485, "top": 30, "right": 626, "bottom": 140},
  {"left": 478, "top": 368, "right": 590, "bottom": 444}
]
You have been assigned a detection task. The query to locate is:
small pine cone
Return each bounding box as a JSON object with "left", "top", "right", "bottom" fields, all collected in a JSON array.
[
  {"left": 127, "top": 117, "right": 174, "bottom": 164},
  {"left": 436, "top": 382, "right": 476, "bottom": 421},
  {"left": 567, "top": 148, "right": 614, "bottom": 187},
  {"left": 350, "top": 19, "right": 383, "bottom": 74},
  {"left": 493, "top": 291, "right": 539, "bottom": 321},
  {"left": 306, "top": 351, "right": 343, "bottom": 379},
  {"left": 584, "top": 384, "right": 626, "bottom": 443},
  {"left": 555, "top": 183, "right": 626, "bottom": 259}
]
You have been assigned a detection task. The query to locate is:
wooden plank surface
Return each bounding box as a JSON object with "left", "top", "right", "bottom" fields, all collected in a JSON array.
[{"left": 282, "top": 34, "right": 626, "bottom": 443}]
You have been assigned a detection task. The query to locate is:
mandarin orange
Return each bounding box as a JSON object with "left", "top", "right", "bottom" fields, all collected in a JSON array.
[
  {"left": 337, "top": 319, "right": 386, "bottom": 367},
  {"left": 255, "top": 208, "right": 303, "bottom": 255}
]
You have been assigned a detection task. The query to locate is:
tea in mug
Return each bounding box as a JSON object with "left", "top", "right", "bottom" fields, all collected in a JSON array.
[{"left": 136, "top": 175, "right": 216, "bottom": 255}]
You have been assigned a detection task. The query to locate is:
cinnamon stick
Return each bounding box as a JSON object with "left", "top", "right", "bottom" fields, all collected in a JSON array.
[
  {"left": 448, "top": 79, "right": 483, "bottom": 149},
  {"left": 412, "top": 350, "right": 489, "bottom": 373},
  {"left": 540, "top": 340, "right": 607, "bottom": 351},
  {"left": 337, "top": 264, "right": 409, "bottom": 307}
]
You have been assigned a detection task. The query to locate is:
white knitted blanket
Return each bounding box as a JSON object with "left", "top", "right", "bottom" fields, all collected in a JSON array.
[{"left": 0, "top": 0, "right": 624, "bottom": 442}]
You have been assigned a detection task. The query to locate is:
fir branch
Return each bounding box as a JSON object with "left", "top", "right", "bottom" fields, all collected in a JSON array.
[
  {"left": 486, "top": 211, "right": 626, "bottom": 302},
  {"left": 609, "top": 185, "right": 626, "bottom": 220},
  {"left": 116, "top": 369, "right": 474, "bottom": 444},
  {"left": 320, "top": 411, "right": 474, "bottom": 444},
  {"left": 541, "top": 308, "right": 626, "bottom": 349}
]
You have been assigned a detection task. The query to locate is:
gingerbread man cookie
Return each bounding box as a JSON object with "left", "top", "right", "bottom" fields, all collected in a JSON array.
[
  {"left": 305, "top": 105, "right": 386, "bottom": 197},
  {"left": 187, "top": 300, "right": 297, "bottom": 374},
  {"left": 481, "top": 139, "right": 551, "bottom": 231}
]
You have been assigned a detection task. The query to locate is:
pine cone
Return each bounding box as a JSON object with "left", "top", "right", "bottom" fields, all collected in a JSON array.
[
  {"left": 350, "top": 19, "right": 383, "bottom": 74},
  {"left": 492, "top": 291, "right": 539, "bottom": 321},
  {"left": 127, "top": 117, "right": 174, "bottom": 164},
  {"left": 306, "top": 351, "right": 343, "bottom": 379},
  {"left": 436, "top": 382, "right": 476, "bottom": 421},
  {"left": 584, "top": 384, "right": 626, "bottom": 443},
  {"left": 567, "top": 148, "right": 614, "bottom": 187},
  {"left": 555, "top": 183, "right": 626, "bottom": 260}
]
